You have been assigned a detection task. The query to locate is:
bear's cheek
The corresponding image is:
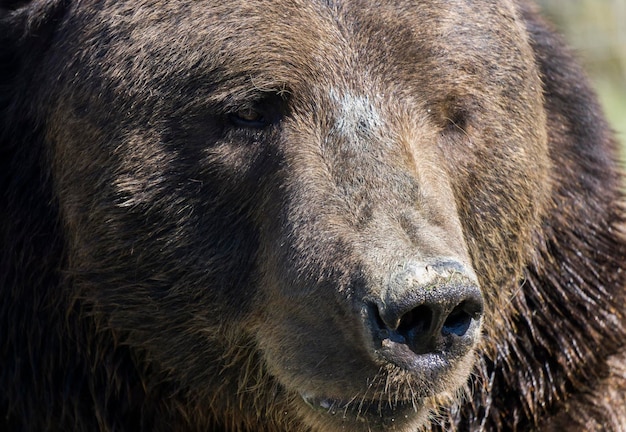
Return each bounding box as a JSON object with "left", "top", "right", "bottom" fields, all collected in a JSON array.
[{"left": 439, "top": 108, "right": 550, "bottom": 315}]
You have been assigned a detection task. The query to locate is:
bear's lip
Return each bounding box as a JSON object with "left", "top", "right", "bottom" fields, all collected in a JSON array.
[{"left": 299, "top": 391, "right": 422, "bottom": 425}]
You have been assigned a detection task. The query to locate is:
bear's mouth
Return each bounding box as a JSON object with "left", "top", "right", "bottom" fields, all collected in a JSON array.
[{"left": 299, "top": 391, "right": 423, "bottom": 426}]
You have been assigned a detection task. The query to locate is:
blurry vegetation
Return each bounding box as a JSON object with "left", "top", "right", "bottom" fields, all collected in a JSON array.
[{"left": 536, "top": 0, "right": 626, "bottom": 156}]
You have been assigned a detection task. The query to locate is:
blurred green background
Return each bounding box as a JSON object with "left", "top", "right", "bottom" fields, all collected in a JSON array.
[{"left": 536, "top": 0, "right": 626, "bottom": 157}]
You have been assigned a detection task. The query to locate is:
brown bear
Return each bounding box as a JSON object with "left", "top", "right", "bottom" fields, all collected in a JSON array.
[{"left": 1, "top": 0, "right": 625, "bottom": 431}]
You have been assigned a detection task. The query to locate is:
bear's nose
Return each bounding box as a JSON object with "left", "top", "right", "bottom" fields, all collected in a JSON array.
[{"left": 368, "top": 260, "right": 484, "bottom": 367}]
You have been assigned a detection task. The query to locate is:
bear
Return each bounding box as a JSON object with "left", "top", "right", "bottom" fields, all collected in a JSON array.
[{"left": 1, "top": 0, "right": 626, "bottom": 431}]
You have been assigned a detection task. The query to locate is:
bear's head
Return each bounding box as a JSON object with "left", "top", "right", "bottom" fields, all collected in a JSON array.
[{"left": 3, "top": 1, "right": 623, "bottom": 431}]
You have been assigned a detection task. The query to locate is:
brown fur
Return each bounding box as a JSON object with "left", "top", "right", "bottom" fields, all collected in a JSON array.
[{"left": 1, "top": 1, "right": 625, "bottom": 431}]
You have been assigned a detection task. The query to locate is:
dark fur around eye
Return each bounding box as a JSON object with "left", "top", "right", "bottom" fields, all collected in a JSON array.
[{"left": 227, "top": 94, "right": 288, "bottom": 129}]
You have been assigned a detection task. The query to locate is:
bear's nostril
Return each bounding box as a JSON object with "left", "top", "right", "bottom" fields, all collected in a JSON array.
[
  {"left": 369, "top": 265, "right": 484, "bottom": 364},
  {"left": 442, "top": 301, "right": 474, "bottom": 337},
  {"left": 373, "top": 304, "right": 436, "bottom": 348},
  {"left": 371, "top": 294, "right": 482, "bottom": 359},
  {"left": 397, "top": 305, "right": 433, "bottom": 338}
]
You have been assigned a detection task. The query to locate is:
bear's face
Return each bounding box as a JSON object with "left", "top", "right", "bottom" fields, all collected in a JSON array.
[{"left": 38, "top": 1, "right": 548, "bottom": 430}]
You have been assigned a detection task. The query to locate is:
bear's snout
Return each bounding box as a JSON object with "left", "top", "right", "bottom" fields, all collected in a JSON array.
[{"left": 366, "top": 260, "right": 484, "bottom": 373}]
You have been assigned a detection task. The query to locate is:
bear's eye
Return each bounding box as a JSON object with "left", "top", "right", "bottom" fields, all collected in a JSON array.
[
  {"left": 226, "top": 93, "right": 288, "bottom": 130},
  {"left": 430, "top": 95, "right": 474, "bottom": 135},
  {"left": 444, "top": 108, "right": 468, "bottom": 133},
  {"left": 229, "top": 108, "right": 269, "bottom": 129}
]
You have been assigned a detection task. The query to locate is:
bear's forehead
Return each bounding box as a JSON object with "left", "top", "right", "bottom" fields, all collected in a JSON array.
[{"left": 65, "top": 0, "right": 530, "bottom": 99}]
